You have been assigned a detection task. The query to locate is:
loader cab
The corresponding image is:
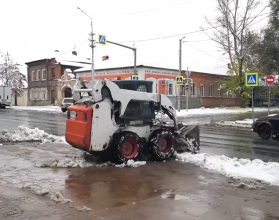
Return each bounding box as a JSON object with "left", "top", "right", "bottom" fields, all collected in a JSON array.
[
  {"left": 109, "top": 80, "right": 155, "bottom": 126},
  {"left": 112, "top": 80, "right": 153, "bottom": 93}
]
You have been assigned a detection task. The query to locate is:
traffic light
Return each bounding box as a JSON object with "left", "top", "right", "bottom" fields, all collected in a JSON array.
[{"left": 185, "top": 84, "right": 189, "bottom": 90}]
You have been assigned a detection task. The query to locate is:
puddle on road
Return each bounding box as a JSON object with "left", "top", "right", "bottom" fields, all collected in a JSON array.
[
  {"left": 161, "top": 191, "right": 189, "bottom": 201},
  {"left": 59, "top": 166, "right": 165, "bottom": 210},
  {"left": 241, "top": 207, "right": 279, "bottom": 220}
]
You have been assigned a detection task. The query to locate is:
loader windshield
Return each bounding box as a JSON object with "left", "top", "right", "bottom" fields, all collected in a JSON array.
[{"left": 123, "top": 100, "right": 155, "bottom": 123}]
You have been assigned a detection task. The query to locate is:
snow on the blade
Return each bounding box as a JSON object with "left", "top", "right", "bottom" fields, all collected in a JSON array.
[
  {"left": 0, "top": 125, "right": 66, "bottom": 143},
  {"left": 175, "top": 152, "right": 279, "bottom": 186}
]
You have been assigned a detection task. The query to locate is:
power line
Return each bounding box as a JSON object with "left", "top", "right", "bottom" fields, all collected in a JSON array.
[
  {"left": 118, "top": 9, "right": 271, "bottom": 44},
  {"left": 117, "top": 26, "right": 220, "bottom": 43},
  {"left": 54, "top": 39, "right": 88, "bottom": 58},
  {"left": 95, "top": 0, "right": 196, "bottom": 16},
  {"left": 184, "top": 43, "right": 228, "bottom": 62}
]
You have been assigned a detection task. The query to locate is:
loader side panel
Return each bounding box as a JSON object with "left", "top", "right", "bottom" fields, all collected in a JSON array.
[{"left": 65, "top": 105, "right": 92, "bottom": 151}]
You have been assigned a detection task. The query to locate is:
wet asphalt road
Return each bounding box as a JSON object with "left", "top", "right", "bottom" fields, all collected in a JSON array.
[
  {"left": 1, "top": 143, "right": 279, "bottom": 220},
  {"left": 0, "top": 107, "right": 278, "bottom": 162}
]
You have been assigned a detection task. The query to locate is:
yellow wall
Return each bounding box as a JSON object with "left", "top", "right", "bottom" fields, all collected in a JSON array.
[{"left": 12, "top": 90, "right": 28, "bottom": 106}]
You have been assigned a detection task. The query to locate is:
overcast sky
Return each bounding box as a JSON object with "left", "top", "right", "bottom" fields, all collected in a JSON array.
[{"left": 0, "top": 0, "right": 270, "bottom": 75}]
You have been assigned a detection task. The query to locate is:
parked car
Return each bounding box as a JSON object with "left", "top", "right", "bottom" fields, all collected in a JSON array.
[
  {"left": 61, "top": 98, "right": 74, "bottom": 112},
  {"left": 261, "top": 101, "right": 279, "bottom": 107},
  {"left": 252, "top": 114, "right": 279, "bottom": 139}
]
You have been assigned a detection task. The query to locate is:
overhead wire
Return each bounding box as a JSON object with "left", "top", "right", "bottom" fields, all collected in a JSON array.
[
  {"left": 184, "top": 43, "right": 228, "bottom": 63},
  {"left": 44, "top": 3, "right": 272, "bottom": 64},
  {"left": 94, "top": 0, "right": 196, "bottom": 16}
]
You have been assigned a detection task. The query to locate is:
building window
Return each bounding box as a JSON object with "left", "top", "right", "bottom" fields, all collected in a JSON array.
[
  {"left": 217, "top": 89, "right": 221, "bottom": 97},
  {"left": 42, "top": 69, "right": 46, "bottom": 80},
  {"left": 191, "top": 84, "right": 196, "bottom": 96},
  {"left": 52, "top": 68, "right": 55, "bottom": 80},
  {"left": 32, "top": 71, "right": 36, "bottom": 81},
  {"left": 168, "top": 84, "right": 173, "bottom": 95},
  {"left": 37, "top": 70, "right": 41, "bottom": 81},
  {"left": 209, "top": 84, "right": 214, "bottom": 97},
  {"left": 200, "top": 84, "right": 204, "bottom": 97}
]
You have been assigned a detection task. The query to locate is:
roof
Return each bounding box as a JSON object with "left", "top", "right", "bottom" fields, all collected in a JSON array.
[
  {"left": 74, "top": 64, "right": 228, "bottom": 76},
  {"left": 25, "top": 51, "right": 92, "bottom": 65}
]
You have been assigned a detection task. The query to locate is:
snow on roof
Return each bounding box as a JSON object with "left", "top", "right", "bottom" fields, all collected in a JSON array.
[{"left": 55, "top": 60, "right": 86, "bottom": 68}]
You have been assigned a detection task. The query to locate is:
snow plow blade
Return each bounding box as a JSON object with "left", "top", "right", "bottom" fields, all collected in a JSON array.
[{"left": 174, "top": 123, "right": 200, "bottom": 153}]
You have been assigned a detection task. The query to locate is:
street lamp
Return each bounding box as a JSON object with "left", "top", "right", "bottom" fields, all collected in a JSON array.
[{"left": 77, "top": 7, "right": 95, "bottom": 87}]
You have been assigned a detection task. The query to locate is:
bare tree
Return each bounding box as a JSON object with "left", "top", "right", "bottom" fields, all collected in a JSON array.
[
  {"left": 203, "top": 0, "right": 267, "bottom": 76},
  {"left": 0, "top": 53, "right": 26, "bottom": 106},
  {"left": 202, "top": 0, "right": 268, "bottom": 105}
]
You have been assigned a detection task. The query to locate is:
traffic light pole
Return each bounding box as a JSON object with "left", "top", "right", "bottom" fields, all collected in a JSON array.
[
  {"left": 186, "top": 67, "right": 189, "bottom": 112},
  {"left": 107, "top": 40, "right": 137, "bottom": 75},
  {"left": 178, "top": 37, "right": 184, "bottom": 112}
]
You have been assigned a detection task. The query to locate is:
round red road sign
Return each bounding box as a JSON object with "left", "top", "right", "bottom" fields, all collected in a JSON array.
[{"left": 266, "top": 75, "right": 275, "bottom": 85}]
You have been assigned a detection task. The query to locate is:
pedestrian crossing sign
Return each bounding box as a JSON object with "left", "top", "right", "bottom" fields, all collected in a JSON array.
[
  {"left": 245, "top": 72, "right": 258, "bottom": 87},
  {"left": 175, "top": 76, "right": 183, "bottom": 85},
  {"left": 131, "top": 75, "right": 139, "bottom": 80},
  {"left": 98, "top": 34, "right": 107, "bottom": 45}
]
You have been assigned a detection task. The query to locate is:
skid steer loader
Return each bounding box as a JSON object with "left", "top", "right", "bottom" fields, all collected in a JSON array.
[{"left": 65, "top": 78, "right": 200, "bottom": 163}]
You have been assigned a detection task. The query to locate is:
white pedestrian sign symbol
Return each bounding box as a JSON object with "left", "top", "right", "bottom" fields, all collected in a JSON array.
[
  {"left": 248, "top": 75, "right": 256, "bottom": 84},
  {"left": 98, "top": 34, "right": 107, "bottom": 45}
]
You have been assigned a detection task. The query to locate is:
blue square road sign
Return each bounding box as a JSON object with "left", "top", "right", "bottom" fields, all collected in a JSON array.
[
  {"left": 132, "top": 75, "right": 139, "bottom": 80},
  {"left": 98, "top": 34, "right": 106, "bottom": 45},
  {"left": 245, "top": 72, "right": 258, "bottom": 87}
]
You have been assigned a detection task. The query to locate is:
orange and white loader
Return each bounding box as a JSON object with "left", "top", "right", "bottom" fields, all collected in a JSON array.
[{"left": 65, "top": 79, "right": 200, "bottom": 164}]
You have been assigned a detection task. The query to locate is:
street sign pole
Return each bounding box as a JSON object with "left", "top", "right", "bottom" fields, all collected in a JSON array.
[
  {"left": 266, "top": 75, "right": 275, "bottom": 116},
  {"left": 252, "top": 87, "right": 254, "bottom": 123},
  {"left": 245, "top": 72, "right": 258, "bottom": 123},
  {"left": 268, "top": 84, "right": 271, "bottom": 115}
]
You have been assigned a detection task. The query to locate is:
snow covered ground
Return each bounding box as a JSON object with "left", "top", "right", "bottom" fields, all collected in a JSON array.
[
  {"left": 1, "top": 125, "right": 279, "bottom": 187},
  {"left": 216, "top": 113, "right": 278, "bottom": 128},
  {"left": 9, "top": 105, "right": 279, "bottom": 116},
  {"left": 9, "top": 105, "right": 62, "bottom": 113},
  {"left": 175, "top": 152, "right": 279, "bottom": 187}
]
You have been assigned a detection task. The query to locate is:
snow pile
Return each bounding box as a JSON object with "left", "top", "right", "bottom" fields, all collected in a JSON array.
[
  {"left": 175, "top": 152, "right": 279, "bottom": 186},
  {"left": 156, "top": 107, "right": 276, "bottom": 118},
  {"left": 36, "top": 153, "right": 146, "bottom": 168},
  {"left": 216, "top": 118, "right": 254, "bottom": 128},
  {"left": 11, "top": 105, "right": 62, "bottom": 113},
  {"left": 115, "top": 159, "right": 146, "bottom": 168},
  {"left": 0, "top": 125, "right": 66, "bottom": 143},
  {"left": 215, "top": 114, "right": 278, "bottom": 128}
]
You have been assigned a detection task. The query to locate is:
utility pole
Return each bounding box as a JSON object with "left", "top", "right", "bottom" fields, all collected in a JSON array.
[
  {"left": 186, "top": 67, "right": 189, "bottom": 112},
  {"left": 77, "top": 7, "right": 95, "bottom": 88},
  {"left": 107, "top": 41, "right": 137, "bottom": 75},
  {"left": 178, "top": 37, "right": 185, "bottom": 112}
]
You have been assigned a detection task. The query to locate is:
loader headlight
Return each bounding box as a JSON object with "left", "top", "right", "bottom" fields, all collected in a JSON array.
[{"left": 68, "top": 111, "right": 77, "bottom": 120}]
